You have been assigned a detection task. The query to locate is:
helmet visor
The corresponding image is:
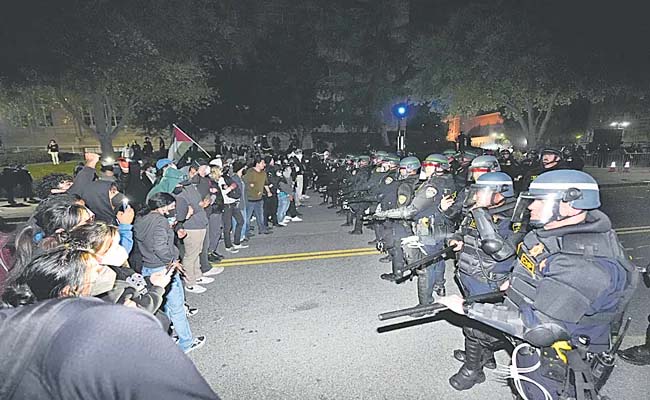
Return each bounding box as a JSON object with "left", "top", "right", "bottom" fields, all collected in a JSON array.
[{"left": 512, "top": 191, "right": 563, "bottom": 227}]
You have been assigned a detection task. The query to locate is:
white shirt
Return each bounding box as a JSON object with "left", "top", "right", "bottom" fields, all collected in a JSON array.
[{"left": 218, "top": 177, "right": 237, "bottom": 205}]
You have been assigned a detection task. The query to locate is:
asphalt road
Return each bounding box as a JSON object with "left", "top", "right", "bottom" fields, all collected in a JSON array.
[{"left": 186, "top": 188, "right": 650, "bottom": 400}]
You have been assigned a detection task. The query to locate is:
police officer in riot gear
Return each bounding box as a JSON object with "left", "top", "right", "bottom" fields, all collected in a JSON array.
[
  {"left": 371, "top": 154, "right": 400, "bottom": 256},
  {"left": 374, "top": 154, "right": 456, "bottom": 303},
  {"left": 445, "top": 171, "right": 523, "bottom": 391},
  {"left": 520, "top": 148, "right": 566, "bottom": 191},
  {"left": 442, "top": 154, "right": 501, "bottom": 223},
  {"left": 439, "top": 170, "right": 639, "bottom": 399},
  {"left": 378, "top": 156, "right": 421, "bottom": 282}
]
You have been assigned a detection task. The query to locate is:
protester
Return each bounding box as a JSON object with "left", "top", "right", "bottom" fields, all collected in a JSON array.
[
  {"left": 47, "top": 139, "right": 60, "bottom": 165},
  {"left": 134, "top": 192, "right": 206, "bottom": 353},
  {"left": 244, "top": 155, "right": 272, "bottom": 235}
]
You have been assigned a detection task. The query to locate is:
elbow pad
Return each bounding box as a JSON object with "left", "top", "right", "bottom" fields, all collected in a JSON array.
[
  {"left": 473, "top": 208, "right": 515, "bottom": 260},
  {"left": 384, "top": 204, "right": 417, "bottom": 219},
  {"left": 522, "top": 322, "right": 571, "bottom": 348}
]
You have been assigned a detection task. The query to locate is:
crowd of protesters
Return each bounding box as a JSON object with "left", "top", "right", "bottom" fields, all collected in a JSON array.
[{"left": 0, "top": 134, "right": 320, "bottom": 398}]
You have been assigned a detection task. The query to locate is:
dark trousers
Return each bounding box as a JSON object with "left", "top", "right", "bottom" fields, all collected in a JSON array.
[
  {"left": 264, "top": 195, "right": 278, "bottom": 225},
  {"left": 223, "top": 203, "right": 243, "bottom": 248},
  {"left": 287, "top": 199, "right": 298, "bottom": 218}
]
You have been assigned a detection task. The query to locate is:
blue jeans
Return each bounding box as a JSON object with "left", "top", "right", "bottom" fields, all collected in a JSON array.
[
  {"left": 141, "top": 266, "right": 194, "bottom": 352},
  {"left": 233, "top": 205, "right": 248, "bottom": 242},
  {"left": 246, "top": 199, "right": 267, "bottom": 234},
  {"left": 276, "top": 193, "right": 290, "bottom": 222}
]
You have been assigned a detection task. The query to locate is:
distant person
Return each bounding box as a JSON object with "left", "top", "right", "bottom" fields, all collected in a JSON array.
[
  {"left": 143, "top": 136, "right": 154, "bottom": 157},
  {"left": 158, "top": 137, "right": 166, "bottom": 154},
  {"left": 47, "top": 139, "right": 60, "bottom": 165}
]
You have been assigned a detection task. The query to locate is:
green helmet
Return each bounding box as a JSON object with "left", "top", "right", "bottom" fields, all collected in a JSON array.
[
  {"left": 382, "top": 154, "right": 400, "bottom": 168},
  {"left": 399, "top": 156, "right": 421, "bottom": 174},
  {"left": 423, "top": 153, "right": 450, "bottom": 170}
]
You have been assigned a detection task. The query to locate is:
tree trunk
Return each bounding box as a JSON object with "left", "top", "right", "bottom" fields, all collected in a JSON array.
[
  {"left": 380, "top": 123, "right": 390, "bottom": 148},
  {"left": 98, "top": 133, "right": 114, "bottom": 158}
]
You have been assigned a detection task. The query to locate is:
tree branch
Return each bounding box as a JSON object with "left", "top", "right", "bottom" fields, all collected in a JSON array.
[
  {"left": 504, "top": 101, "right": 529, "bottom": 134},
  {"left": 55, "top": 87, "right": 92, "bottom": 131}
]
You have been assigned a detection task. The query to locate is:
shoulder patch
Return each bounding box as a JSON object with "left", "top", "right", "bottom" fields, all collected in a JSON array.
[
  {"left": 384, "top": 176, "right": 394, "bottom": 185},
  {"left": 425, "top": 186, "right": 437, "bottom": 198},
  {"left": 530, "top": 243, "right": 545, "bottom": 257},
  {"left": 398, "top": 194, "right": 408, "bottom": 205},
  {"left": 512, "top": 222, "right": 522, "bottom": 233}
]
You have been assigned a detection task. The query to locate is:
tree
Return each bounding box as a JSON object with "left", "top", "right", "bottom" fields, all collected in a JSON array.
[
  {"left": 314, "top": 0, "right": 412, "bottom": 147},
  {"left": 409, "top": 1, "right": 587, "bottom": 148},
  {"left": 0, "top": 0, "right": 219, "bottom": 157}
]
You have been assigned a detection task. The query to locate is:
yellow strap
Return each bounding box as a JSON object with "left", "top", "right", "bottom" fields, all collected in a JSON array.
[{"left": 551, "top": 340, "right": 572, "bottom": 364}]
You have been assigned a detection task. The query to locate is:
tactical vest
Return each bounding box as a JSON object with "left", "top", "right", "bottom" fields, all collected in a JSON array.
[
  {"left": 415, "top": 175, "right": 456, "bottom": 241},
  {"left": 507, "top": 224, "right": 638, "bottom": 331},
  {"left": 457, "top": 215, "right": 513, "bottom": 284}
]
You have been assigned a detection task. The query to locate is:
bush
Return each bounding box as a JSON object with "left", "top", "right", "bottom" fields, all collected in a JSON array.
[{"left": 0, "top": 150, "right": 77, "bottom": 167}]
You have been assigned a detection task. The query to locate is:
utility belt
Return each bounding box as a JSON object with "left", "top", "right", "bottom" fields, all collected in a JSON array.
[{"left": 536, "top": 338, "right": 617, "bottom": 400}]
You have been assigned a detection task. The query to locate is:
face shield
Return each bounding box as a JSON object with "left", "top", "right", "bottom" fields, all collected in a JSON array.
[
  {"left": 464, "top": 185, "right": 502, "bottom": 209},
  {"left": 512, "top": 191, "right": 563, "bottom": 228}
]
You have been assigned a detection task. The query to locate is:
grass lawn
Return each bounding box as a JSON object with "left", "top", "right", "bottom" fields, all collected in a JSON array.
[{"left": 27, "top": 160, "right": 84, "bottom": 180}]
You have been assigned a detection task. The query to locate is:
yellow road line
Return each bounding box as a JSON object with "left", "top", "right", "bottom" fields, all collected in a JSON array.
[
  {"left": 218, "top": 247, "right": 375, "bottom": 263},
  {"left": 214, "top": 250, "right": 380, "bottom": 267},
  {"left": 212, "top": 225, "right": 650, "bottom": 267}
]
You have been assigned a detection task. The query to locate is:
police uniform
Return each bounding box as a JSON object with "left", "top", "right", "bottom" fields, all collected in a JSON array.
[{"left": 463, "top": 171, "right": 639, "bottom": 399}]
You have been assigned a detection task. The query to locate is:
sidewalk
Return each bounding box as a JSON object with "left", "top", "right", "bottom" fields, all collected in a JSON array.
[
  {"left": 584, "top": 166, "right": 650, "bottom": 188},
  {"left": 0, "top": 201, "right": 37, "bottom": 223}
]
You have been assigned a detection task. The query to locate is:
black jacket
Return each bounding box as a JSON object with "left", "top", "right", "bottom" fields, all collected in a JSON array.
[{"left": 134, "top": 212, "right": 179, "bottom": 267}]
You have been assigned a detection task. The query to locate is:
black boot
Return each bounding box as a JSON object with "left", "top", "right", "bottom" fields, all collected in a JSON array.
[
  {"left": 453, "top": 348, "right": 497, "bottom": 370},
  {"left": 619, "top": 315, "right": 650, "bottom": 366},
  {"left": 449, "top": 339, "right": 486, "bottom": 390},
  {"left": 380, "top": 272, "right": 401, "bottom": 282}
]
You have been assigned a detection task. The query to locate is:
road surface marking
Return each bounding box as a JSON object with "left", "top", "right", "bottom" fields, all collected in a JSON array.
[
  {"left": 218, "top": 247, "right": 377, "bottom": 263},
  {"left": 214, "top": 249, "right": 379, "bottom": 267}
]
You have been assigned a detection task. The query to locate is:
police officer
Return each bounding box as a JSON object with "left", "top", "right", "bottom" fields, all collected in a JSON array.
[
  {"left": 371, "top": 154, "right": 400, "bottom": 255},
  {"left": 378, "top": 156, "right": 421, "bottom": 282},
  {"left": 445, "top": 171, "right": 522, "bottom": 391},
  {"left": 520, "top": 148, "right": 565, "bottom": 191},
  {"left": 375, "top": 154, "right": 456, "bottom": 303},
  {"left": 498, "top": 148, "right": 522, "bottom": 183},
  {"left": 442, "top": 155, "right": 501, "bottom": 224},
  {"left": 439, "top": 170, "right": 639, "bottom": 399}
]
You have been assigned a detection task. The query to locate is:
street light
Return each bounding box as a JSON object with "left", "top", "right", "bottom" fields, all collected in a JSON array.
[
  {"left": 392, "top": 102, "right": 409, "bottom": 152},
  {"left": 610, "top": 121, "right": 630, "bottom": 128}
]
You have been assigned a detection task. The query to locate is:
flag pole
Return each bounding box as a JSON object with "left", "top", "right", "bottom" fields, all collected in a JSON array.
[{"left": 173, "top": 124, "right": 212, "bottom": 158}]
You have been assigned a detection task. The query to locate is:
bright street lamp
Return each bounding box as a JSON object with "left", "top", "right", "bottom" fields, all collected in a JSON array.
[{"left": 610, "top": 121, "right": 630, "bottom": 128}]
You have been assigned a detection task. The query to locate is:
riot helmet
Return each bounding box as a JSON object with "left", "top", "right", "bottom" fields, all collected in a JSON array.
[
  {"left": 541, "top": 148, "right": 562, "bottom": 169},
  {"left": 469, "top": 155, "right": 500, "bottom": 181},
  {"left": 465, "top": 172, "right": 514, "bottom": 208},
  {"left": 422, "top": 153, "right": 450, "bottom": 177},
  {"left": 398, "top": 156, "right": 421, "bottom": 178},
  {"left": 512, "top": 169, "right": 600, "bottom": 228}
]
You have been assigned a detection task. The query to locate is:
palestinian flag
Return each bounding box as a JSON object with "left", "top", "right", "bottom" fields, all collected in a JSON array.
[{"left": 168, "top": 124, "right": 193, "bottom": 162}]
